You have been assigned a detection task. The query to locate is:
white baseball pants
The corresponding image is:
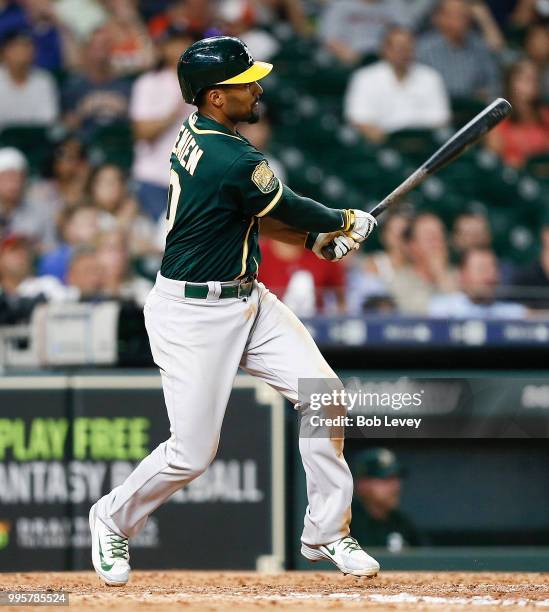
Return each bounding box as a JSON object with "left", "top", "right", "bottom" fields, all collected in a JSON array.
[{"left": 96, "top": 273, "right": 353, "bottom": 546}]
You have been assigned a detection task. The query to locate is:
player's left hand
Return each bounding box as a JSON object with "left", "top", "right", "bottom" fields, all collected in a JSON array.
[
  {"left": 343, "top": 209, "right": 377, "bottom": 243},
  {"left": 312, "top": 232, "right": 359, "bottom": 261}
]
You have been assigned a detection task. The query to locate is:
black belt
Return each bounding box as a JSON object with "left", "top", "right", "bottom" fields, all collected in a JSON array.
[{"left": 183, "top": 277, "right": 255, "bottom": 299}]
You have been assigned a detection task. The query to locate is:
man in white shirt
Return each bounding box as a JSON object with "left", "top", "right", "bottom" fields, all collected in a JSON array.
[
  {"left": 0, "top": 28, "right": 59, "bottom": 129},
  {"left": 344, "top": 27, "right": 450, "bottom": 143},
  {"left": 429, "top": 248, "right": 527, "bottom": 319}
]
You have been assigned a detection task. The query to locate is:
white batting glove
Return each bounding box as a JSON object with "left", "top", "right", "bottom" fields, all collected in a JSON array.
[
  {"left": 312, "top": 231, "right": 360, "bottom": 261},
  {"left": 342, "top": 209, "right": 377, "bottom": 243}
]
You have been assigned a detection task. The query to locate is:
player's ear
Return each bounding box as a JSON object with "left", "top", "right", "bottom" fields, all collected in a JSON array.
[{"left": 209, "top": 88, "right": 225, "bottom": 109}]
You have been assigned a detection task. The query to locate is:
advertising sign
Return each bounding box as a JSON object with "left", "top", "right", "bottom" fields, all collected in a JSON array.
[{"left": 0, "top": 374, "right": 284, "bottom": 571}]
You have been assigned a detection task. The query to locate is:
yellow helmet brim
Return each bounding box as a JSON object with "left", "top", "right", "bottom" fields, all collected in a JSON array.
[{"left": 216, "top": 61, "right": 273, "bottom": 85}]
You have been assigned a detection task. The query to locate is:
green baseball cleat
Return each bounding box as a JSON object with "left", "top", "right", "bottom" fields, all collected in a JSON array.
[
  {"left": 89, "top": 503, "right": 130, "bottom": 586},
  {"left": 301, "top": 536, "right": 380, "bottom": 577}
]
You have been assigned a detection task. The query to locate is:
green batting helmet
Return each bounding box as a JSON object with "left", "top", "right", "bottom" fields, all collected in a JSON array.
[{"left": 177, "top": 36, "right": 273, "bottom": 104}]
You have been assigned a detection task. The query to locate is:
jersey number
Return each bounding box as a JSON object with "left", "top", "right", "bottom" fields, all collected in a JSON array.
[{"left": 166, "top": 169, "right": 181, "bottom": 234}]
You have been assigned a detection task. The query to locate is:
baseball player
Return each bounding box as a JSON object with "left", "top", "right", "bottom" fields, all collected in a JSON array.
[{"left": 89, "top": 36, "right": 379, "bottom": 584}]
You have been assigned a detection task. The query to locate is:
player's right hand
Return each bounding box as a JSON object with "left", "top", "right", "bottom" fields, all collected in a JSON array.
[
  {"left": 342, "top": 209, "right": 377, "bottom": 243},
  {"left": 312, "top": 231, "right": 359, "bottom": 261}
]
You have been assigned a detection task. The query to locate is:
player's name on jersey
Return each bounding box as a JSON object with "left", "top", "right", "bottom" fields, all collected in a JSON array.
[
  {"left": 308, "top": 414, "right": 422, "bottom": 429},
  {"left": 172, "top": 126, "right": 204, "bottom": 176}
]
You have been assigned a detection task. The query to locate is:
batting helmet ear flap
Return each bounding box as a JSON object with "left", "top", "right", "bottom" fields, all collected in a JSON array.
[{"left": 177, "top": 36, "right": 273, "bottom": 104}]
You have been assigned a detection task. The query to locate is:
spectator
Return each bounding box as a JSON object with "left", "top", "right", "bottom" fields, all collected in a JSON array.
[
  {"left": 88, "top": 163, "right": 158, "bottom": 255},
  {"left": 388, "top": 212, "right": 457, "bottom": 314},
  {"left": 96, "top": 229, "right": 153, "bottom": 306},
  {"left": 38, "top": 205, "right": 100, "bottom": 281},
  {"left": 0, "top": 1, "right": 27, "bottom": 40},
  {"left": 352, "top": 448, "right": 421, "bottom": 550},
  {"left": 148, "top": 0, "right": 214, "bottom": 40},
  {"left": 486, "top": 59, "right": 549, "bottom": 167},
  {"left": 139, "top": 1, "right": 172, "bottom": 23},
  {"left": 511, "top": 224, "right": 549, "bottom": 309},
  {"left": 344, "top": 27, "right": 450, "bottom": 143},
  {"left": 252, "top": 0, "right": 310, "bottom": 37},
  {"left": 0, "top": 233, "right": 41, "bottom": 322},
  {"left": 367, "top": 210, "right": 411, "bottom": 281},
  {"left": 416, "top": 0, "right": 502, "bottom": 101},
  {"left": 0, "top": 147, "right": 54, "bottom": 249},
  {"left": 361, "top": 294, "right": 398, "bottom": 313},
  {"left": 217, "top": 0, "right": 280, "bottom": 60},
  {"left": 66, "top": 245, "right": 103, "bottom": 300},
  {"left": 27, "top": 137, "right": 90, "bottom": 228},
  {"left": 429, "top": 247, "right": 528, "bottom": 318},
  {"left": 0, "top": 233, "right": 69, "bottom": 301},
  {"left": 131, "top": 25, "right": 194, "bottom": 220},
  {"left": 54, "top": 0, "right": 108, "bottom": 42},
  {"left": 511, "top": 0, "right": 549, "bottom": 28},
  {"left": 345, "top": 209, "right": 411, "bottom": 314},
  {"left": 61, "top": 26, "right": 132, "bottom": 141},
  {"left": 0, "top": 0, "right": 76, "bottom": 71},
  {"left": 0, "top": 27, "right": 59, "bottom": 129},
  {"left": 468, "top": 0, "right": 506, "bottom": 51},
  {"left": 524, "top": 24, "right": 549, "bottom": 102},
  {"left": 258, "top": 238, "right": 346, "bottom": 315},
  {"left": 451, "top": 211, "right": 492, "bottom": 256},
  {"left": 103, "top": 0, "right": 155, "bottom": 77},
  {"left": 19, "top": 0, "right": 77, "bottom": 72},
  {"left": 450, "top": 210, "right": 516, "bottom": 285},
  {"left": 319, "top": 0, "right": 410, "bottom": 66},
  {"left": 0, "top": 234, "right": 31, "bottom": 296}
]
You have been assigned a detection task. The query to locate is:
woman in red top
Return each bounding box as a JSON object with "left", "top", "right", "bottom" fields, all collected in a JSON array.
[
  {"left": 486, "top": 59, "right": 549, "bottom": 167},
  {"left": 259, "top": 239, "right": 347, "bottom": 315}
]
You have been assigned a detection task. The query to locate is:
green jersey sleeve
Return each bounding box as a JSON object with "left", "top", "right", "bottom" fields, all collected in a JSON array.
[
  {"left": 222, "top": 151, "right": 284, "bottom": 218},
  {"left": 269, "top": 185, "right": 346, "bottom": 232}
]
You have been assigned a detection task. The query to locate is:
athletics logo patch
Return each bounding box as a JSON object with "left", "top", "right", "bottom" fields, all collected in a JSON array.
[{"left": 252, "top": 161, "right": 278, "bottom": 194}]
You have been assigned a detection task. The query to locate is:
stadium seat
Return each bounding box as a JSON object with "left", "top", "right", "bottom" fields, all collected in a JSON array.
[
  {"left": 386, "top": 129, "right": 439, "bottom": 164},
  {"left": 292, "top": 60, "right": 352, "bottom": 100},
  {"left": 526, "top": 154, "right": 549, "bottom": 182},
  {"left": 0, "top": 126, "right": 52, "bottom": 176},
  {"left": 451, "top": 97, "right": 486, "bottom": 129},
  {"left": 88, "top": 122, "right": 134, "bottom": 171},
  {"left": 486, "top": 205, "right": 540, "bottom": 263}
]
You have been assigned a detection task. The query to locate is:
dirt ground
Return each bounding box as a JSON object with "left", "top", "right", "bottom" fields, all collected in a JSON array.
[{"left": 1, "top": 571, "right": 548, "bottom": 611}]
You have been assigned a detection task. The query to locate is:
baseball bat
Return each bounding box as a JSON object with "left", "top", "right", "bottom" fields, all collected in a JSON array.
[{"left": 322, "top": 97, "right": 512, "bottom": 260}]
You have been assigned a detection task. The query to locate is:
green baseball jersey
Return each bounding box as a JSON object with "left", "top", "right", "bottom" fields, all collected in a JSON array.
[
  {"left": 350, "top": 499, "right": 422, "bottom": 548},
  {"left": 160, "top": 111, "right": 283, "bottom": 282}
]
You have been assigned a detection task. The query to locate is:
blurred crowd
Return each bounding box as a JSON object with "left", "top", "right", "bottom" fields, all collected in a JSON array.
[{"left": 1, "top": 0, "right": 549, "bottom": 323}]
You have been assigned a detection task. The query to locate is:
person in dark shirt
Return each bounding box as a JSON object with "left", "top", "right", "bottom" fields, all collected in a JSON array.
[
  {"left": 511, "top": 223, "right": 549, "bottom": 309},
  {"left": 61, "top": 25, "right": 131, "bottom": 142},
  {"left": 0, "top": 1, "right": 26, "bottom": 42},
  {"left": 0, "top": 0, "right": 65, "bottom": 72},
  {"left": 416, "top": 0, "right": 502, "bottom": 101},
  {"left": 352, "top": 447, "right": 421, "bottom": 550}
]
